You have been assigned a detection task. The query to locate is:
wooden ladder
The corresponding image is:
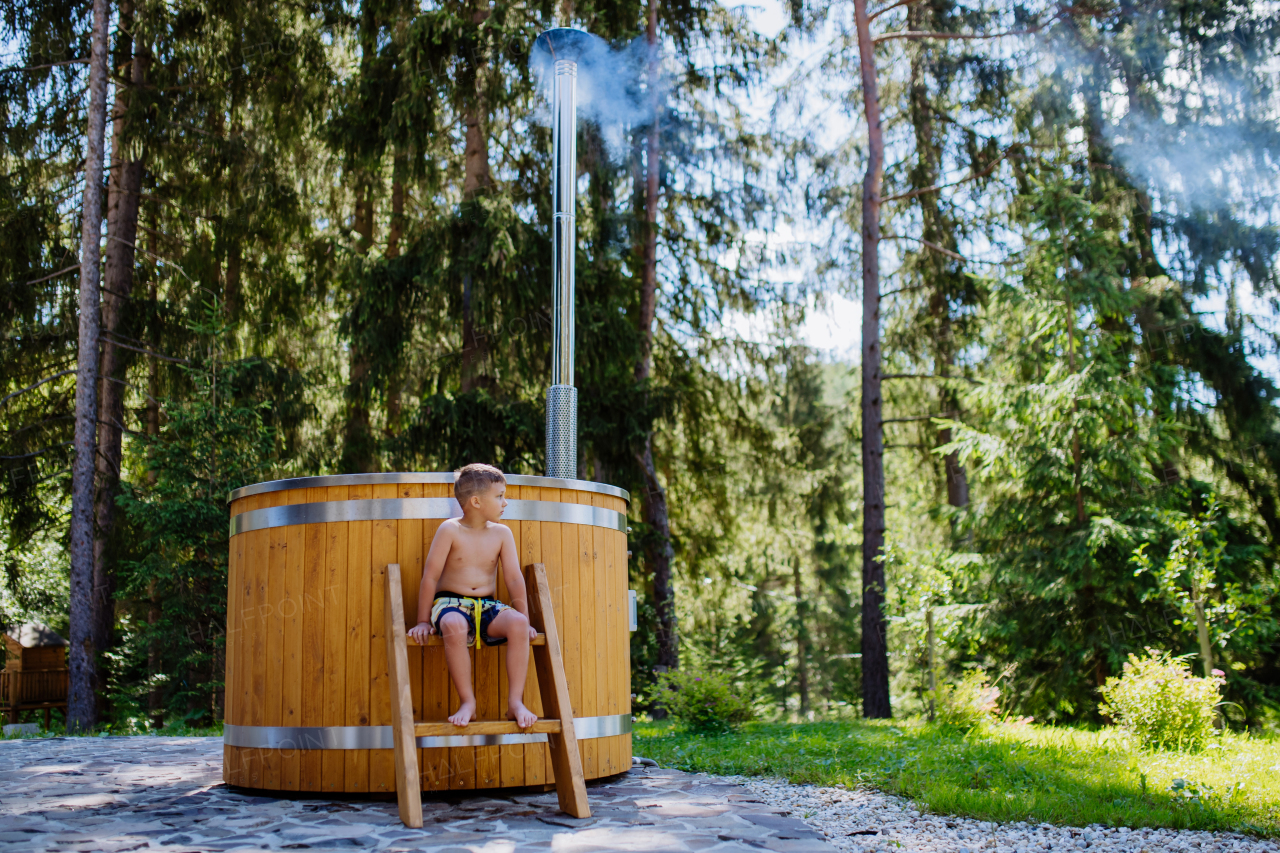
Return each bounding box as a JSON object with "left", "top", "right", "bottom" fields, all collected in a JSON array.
[{"left": 383, "top": 562, "right": 591, "bottom": 828}]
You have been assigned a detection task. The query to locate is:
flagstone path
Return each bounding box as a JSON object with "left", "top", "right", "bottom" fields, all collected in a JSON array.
[{"left": 0, "top": 735, "right": 834, "bottom": 852}]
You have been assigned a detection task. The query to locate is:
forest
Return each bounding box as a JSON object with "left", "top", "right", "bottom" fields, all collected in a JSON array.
[{"left": 0, "top": 0, "right": 1277, "bottom": 735}]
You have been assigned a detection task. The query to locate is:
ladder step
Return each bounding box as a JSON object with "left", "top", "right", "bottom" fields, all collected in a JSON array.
[
  {"left": 411, "top": 634, "right": 546, "bottom": 647},
  {"left": 412, "top": 719, "right": 563, "bottom": 736}
]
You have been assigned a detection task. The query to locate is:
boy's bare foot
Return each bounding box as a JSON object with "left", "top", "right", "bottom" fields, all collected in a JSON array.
[
  {"left": 507, "top": 700, "right": 537, "bottom": 729},
  {"left": 448, "top": 700, "right": 477, "bottom": 727}
]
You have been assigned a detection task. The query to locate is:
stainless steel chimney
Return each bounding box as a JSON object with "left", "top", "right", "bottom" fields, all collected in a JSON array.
[{"left": 537, "top": 28, "right": 591, "bottom": 479}]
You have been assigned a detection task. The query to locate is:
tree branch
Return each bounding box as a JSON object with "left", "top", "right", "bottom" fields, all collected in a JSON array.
[
  {"left": 882, "top": 414, "right": 950, "bottom": 423},
  {"left": 885, "top": 233, "right": 969, "bottom": 262},
  {"left": 101, "top": 333, "right": 188, "bottom": 364},
  {"left": 869, "top": 0, "right": 926, "bottom": 21},
  {"left": 1, "top": 59, "right": 90, "bottom": 73},
  {"left": 0, "top": 441, "right": 72, "bottom": 460},
  {"left": 883, "top": 373, "right": 981, "bottom": 384},
  {"left": 1, "top": 369, "right": 78, "bottom": 409},
  {"left": 20, "top": 263, "right": 81, "bottom": 287},
  {"left": 883, "top": 147, "right": 1015, "bottom": 203},
  {"left": 881, "top": 283, "right": 929, "bottom": 298},
  {"left": 873, "top": 15, "right": 1059, "bottom": 44}
]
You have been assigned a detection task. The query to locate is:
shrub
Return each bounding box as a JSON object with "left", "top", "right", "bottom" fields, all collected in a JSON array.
[
  {"left": 931, "top": 669, "right": 1000, "bottom": 728},
  {"left": 1098, "top": 649, "right": 1223, "bottom": 751},
  {"left": 654, "top": 669, "right": 754, "bottom": 734}
]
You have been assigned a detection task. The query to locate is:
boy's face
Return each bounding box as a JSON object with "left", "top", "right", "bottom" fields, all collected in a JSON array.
[{"left": 467, "top": 481, "right": 507, "bottom": 522}]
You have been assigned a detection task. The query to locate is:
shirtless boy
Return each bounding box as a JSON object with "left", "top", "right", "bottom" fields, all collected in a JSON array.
[{"left": 407, "top": 463, "right": 539, "bottom": 728}]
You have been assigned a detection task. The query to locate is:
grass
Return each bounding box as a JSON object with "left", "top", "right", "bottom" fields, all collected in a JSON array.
[{"left": 634, "top": 719, "right": 1280, "bottom": 837}]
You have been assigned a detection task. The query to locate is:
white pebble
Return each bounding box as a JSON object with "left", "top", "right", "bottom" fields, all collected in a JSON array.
[{"left": 724, "top": 776, "right": 1277, "bottom": 853}]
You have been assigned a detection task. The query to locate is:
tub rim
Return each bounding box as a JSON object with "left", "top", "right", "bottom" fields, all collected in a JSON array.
[{"left": 228, "top": 472, "right": 629, "bottom": 504}]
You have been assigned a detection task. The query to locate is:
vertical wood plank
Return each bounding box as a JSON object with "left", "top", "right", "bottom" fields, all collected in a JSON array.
[
  {"left": 498, "top": 499, "right": 524, "bottom": 788},
  {"left": 281, "top": 499, "right": 307, "bottom": 791},
  {"left": 519, "top": 500, "right": 545, "bottom": 787},
  {"left": 224, "top": 514, "right": 244, "bottom": 786},
  {"left": 247, "top": 492, "right": 279, "bottom": 787},
  {"left": 398, "top": 483, "right": 426, "bottom": 791},
  {"left": 421, "top": 484, "right": 450, "bottom": 791},
  {"left": 263, "top": 503, "right": 289, "bottom": 790},
  {"left": 299, "top": 487, "right": 327, "bottom": 792},
  {"left": 576, "top": 516, "right": 596, "bottom": 779},
  {"left": 450, "top": 646, "right": 477, "bottom": 790},
  {"left": 369, "top": 483, "right": 398, "bottom": 793},
  {"left": 561, "top": 519, "right": 582, "bottom": 718},
  {"left": 345, "top": 484, "right": 373, "bottom": 792},
  {"left": 619, "top": 523, "right": 633, "bottom": 767},
  {"left": 539, "top": 491, "right": 562, "bottom": 785},
  {"left": 236, "top": 494, "right": 262, "bottom": 786},
  {"left": 322, "top": 486, "right": 349, "bottom": 792}
]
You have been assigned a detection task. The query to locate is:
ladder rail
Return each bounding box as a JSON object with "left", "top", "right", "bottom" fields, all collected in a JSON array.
[{"left": 384, "top": 562, "right": 424, "bottom": 828}]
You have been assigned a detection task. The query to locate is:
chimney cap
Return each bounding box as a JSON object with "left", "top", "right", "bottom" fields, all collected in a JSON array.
[{"left": 533, "top": 28, "right": 596, "bottom": 64}]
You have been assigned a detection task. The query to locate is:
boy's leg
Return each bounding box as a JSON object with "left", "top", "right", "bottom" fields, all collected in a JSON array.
[
  {"left": 486, "top": 609, "right": 536, "bottom": 728},
  {"left": 438, "top": 612, "right": 477, "bottom": 726}
]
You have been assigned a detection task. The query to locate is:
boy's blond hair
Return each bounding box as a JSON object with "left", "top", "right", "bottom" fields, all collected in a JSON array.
[{"left": 454, "top": 463, "right": 506, "bottom": 505}]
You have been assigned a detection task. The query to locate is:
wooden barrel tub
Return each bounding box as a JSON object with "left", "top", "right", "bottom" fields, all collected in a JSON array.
[{"left": 222, "top": 473, "right": 632, "bottom": 793}]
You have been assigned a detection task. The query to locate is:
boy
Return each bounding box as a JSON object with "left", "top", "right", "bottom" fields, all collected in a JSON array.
[{"left": 407, "top": 463, "right": 539, "bottom": 728}]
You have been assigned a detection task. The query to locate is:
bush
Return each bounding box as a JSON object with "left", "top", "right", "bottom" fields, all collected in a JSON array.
[
  {"left": 654, "top": 669, "right": 754, "bottom": 734},
  {"left": 932, "top": 669, "right": 1000, "bottom": 728},
  {"left": 1098, "top": 649, "right": 1223, "bottom": 751}
]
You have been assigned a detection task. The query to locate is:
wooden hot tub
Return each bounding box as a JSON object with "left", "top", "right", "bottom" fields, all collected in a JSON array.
[{"left": 222, "top": 473, "right": 632, "bottom": 793}]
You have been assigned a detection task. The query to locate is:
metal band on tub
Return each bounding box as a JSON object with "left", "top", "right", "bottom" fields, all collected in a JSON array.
[
  {"left": 222, "top": 713, "right": 633, "bottom": 750},
  {"left": 229, "top": 498, "right": 627, "bottom": 537},
  {"left": 228, "top": 473, "right": 629, "bottom": 504}
]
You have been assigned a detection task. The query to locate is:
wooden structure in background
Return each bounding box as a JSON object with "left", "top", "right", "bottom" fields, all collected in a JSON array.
[
  {"left": 2, "top": 622, "right": 69, "bottom": 727},
  {"left": 385, "top": 562, "right": 589, "bottom": 826},
  {"left": 222, "top": 473, "right": 632, "bottom": 794}
]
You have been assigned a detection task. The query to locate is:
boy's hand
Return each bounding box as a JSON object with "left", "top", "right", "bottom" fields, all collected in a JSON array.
[
  {"left": 528, "top": 625, "right": 537, "bottom": 641},
  {"left": 407, "top": 621, "right": 434, "bottom": 644}
]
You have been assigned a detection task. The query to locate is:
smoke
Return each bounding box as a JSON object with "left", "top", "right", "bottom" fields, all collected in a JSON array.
[
  {"left": 530, "top": 30, "right": 662, "bottom": 160},
  {"left": 1107, "top": 109, "right": 1279, "bottom": 217}
]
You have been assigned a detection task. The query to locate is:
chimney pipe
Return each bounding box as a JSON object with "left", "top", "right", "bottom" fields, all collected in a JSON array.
[{"left": 538, "top": 28, "right": 590, "bottom": 479}]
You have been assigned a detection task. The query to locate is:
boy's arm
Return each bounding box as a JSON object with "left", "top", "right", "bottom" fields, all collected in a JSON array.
[
  {"left": 409, "top": 523, "right": 452, "bottom": 640},
  {"left": 499, "top": 527, "right": 536, "bottom": 639}
]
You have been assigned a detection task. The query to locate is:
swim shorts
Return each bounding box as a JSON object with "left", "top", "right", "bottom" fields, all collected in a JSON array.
[{"left": 430, "top": 591, "right": 511, "bottom": 647}]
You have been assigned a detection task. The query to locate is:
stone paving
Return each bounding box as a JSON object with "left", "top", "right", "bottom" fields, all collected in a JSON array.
[{"left": 0, "top": 736, "right": 835, "bottom": 852}]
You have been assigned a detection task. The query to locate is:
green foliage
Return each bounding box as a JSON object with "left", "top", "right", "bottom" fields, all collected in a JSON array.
[
  {"left": 113, "top": 308, "right": 276, "bottom": 726},
  {"left": 1131, "top": 502, "right": 1274, "bottom": 659},
  {"left": 932, "top": 669, "right": 1000, "bottom": 729},
  {"left": 654, "top": 668, "right": 755, "bottom": 734},
  {"left": 636, "top": 720, "right": 1280, "bottom": 835},
  {"left": 1099, "top": 650, "right": 1225, "bottom": 752}
]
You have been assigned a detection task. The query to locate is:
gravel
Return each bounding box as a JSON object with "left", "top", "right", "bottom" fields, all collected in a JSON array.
[{"left": 726, "top": 776, "right": 1279, "bottom": 853}]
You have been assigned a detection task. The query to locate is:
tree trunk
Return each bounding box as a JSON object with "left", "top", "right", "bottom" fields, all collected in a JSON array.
[
  {"left": 854, "top": 0, "right": 890, "bottom": 719},
  {"left": 68, "top": 0, "right": 111, "bottom": 735},
  {"left": 341, "top": 138, "right": 377, "bottom": 472},
  {"left": 93, "top": 3, "right": 148, "bottom": 719},
  {"left": 792, "top": 556, "right": 809, "bottom": 717},
  {"left": 636, "top": 0, "right": 677, "bottom": 675},
  {"left": 636, "top": 1, "right": 660, "bottom": 385},
  {"left": 459, "top": 3, "right": 492, "bottom": 394},
  {"left": 638, "top": 438, "right": 677, "bottom": 670}
]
